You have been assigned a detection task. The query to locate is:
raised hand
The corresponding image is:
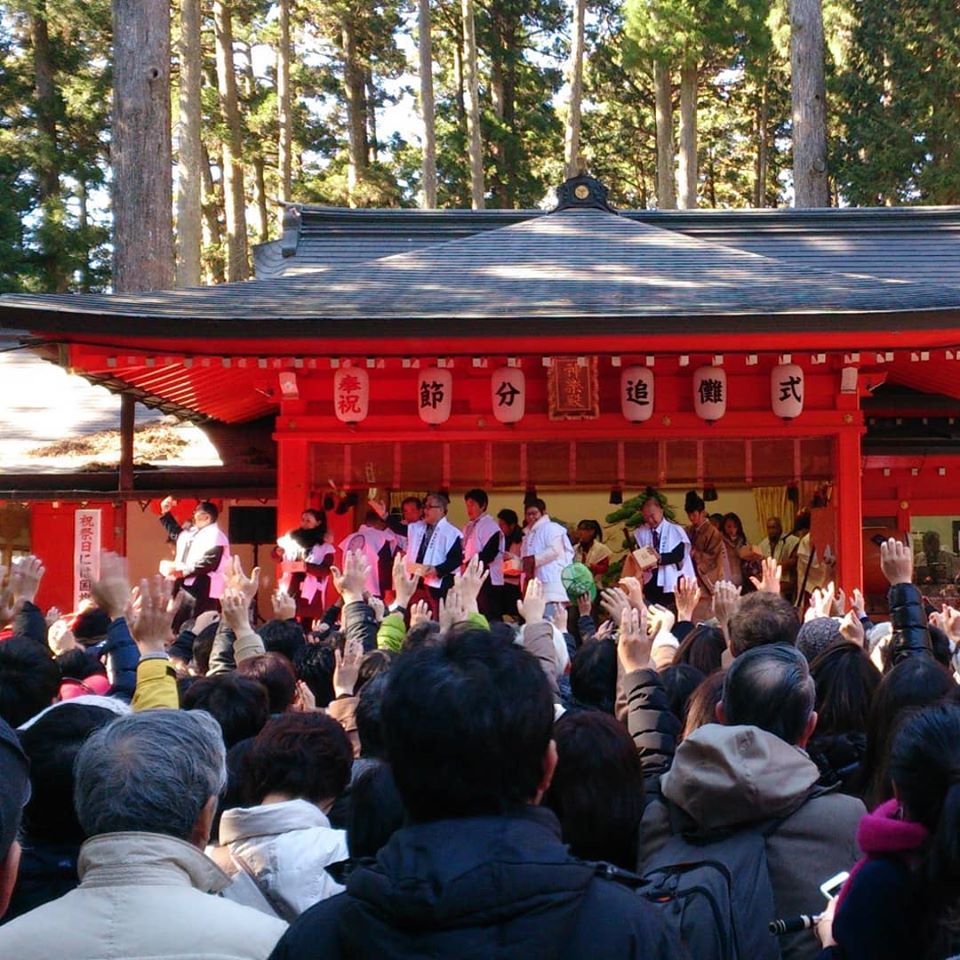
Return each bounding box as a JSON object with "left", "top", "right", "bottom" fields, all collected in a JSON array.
[
  {"left": 600, "top": 586, "right": 631, "bottom": 627},
  {"left": 805, "top": 582, "right": 837, "bottom": 623},
  {"left": 331, "top": 549, "right": 370, "bottom": 605},
  {"left": 618, "top": 606, "right": 652, "bottom": 674},
  {"left": 333, "top": 634, "right": 364, "bottom": 698},
  {"left": 439, "top": 582, "right": 470, "bottom": 631},
  {"left": 517, "top": 577, "right": 547, "bottom": 624},
  {"left": 409, "top": 599, "right": 432, "bottom": 628},
  {"left": 90, "top": 552, "right": 132, "bottom": 620},
  {"left": 712, "top": 579, "right": 742, "bottom": 629},
  {"left": 220, "top": 588, "right": 253, "bottom": 635},
  {"left": 14, "top": 555, "right": 45, "bottom": 605},
  {"left": 392, "top": 551, "right": 420, "bottom": 608},
  {"left": 271, "top": 589, "right": 297, "bottom": 621},
  {"left": 839, "top": 609, "right": 865, "bottom": 647},
  {"left": 674, "top": 575, "right": 701, "bottom": 623},
  {"left": 647, "top": 603, "right": 676, "bottom": 639},
  {"left": 619, "top": 576, "right": 646, "bottom": 613},
  {"left": 459, "top": 555, "right": 489, "bottom": 613},
  {"left": 225, "top": 555, "right": 261, "bottom": 605},
  {"left": 368, "top": 595, "right": 386, "bottom": 623},
  {"left": 880, "top": 537, "right": 913, "bottom": 586},
  {"left": 749, "top": 556, "right": 782, "bottom": 595},
  {"left": 131, "top": 575, "right": 174, "bottom": 655}
]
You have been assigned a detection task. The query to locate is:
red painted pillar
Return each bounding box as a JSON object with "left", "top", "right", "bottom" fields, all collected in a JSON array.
[
  {"left": 277, "top": 434, "right": 309, "bottom": 537},
  {"left": 836, "top": 416, "right": 865, "bottom": 593}
]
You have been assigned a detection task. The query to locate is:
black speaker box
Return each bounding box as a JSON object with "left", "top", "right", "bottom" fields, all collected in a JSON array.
[{"left": 228, "top": 506, "right": 277, "bottom": 544}]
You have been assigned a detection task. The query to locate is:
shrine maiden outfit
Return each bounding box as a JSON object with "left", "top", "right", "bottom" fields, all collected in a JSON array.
[
  {"left": 161, "top": 516, "right": 231, "bottom": 629},
  {"left": 462, "top": 511, "right": 505, "bottom": 618},
  {"left": 634, "top": 518, "right": 695, "bottom": 611}
]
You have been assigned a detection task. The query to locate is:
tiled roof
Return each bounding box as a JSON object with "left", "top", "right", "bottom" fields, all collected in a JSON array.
[{"left": 4, "top": 207, "right": 960, "bottom": 336}]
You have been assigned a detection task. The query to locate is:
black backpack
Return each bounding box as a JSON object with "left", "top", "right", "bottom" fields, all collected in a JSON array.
[{"left": 637, "top": 807, "right": 793, "bottom": 960}]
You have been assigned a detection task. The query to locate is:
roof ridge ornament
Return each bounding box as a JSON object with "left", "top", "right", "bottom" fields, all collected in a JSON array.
[{"left": 552, "top": 166, "right": 617, "bottom": 214}]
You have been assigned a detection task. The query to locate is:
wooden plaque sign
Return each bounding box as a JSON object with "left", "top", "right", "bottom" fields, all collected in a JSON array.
[{"left": 548, "top": 356, "right": 599, "bottom": 420}]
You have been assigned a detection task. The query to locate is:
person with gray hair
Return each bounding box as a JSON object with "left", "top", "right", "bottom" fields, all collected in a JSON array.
[
  {"left": 639, "top": 645, "right": 865, "bottom": 960},
  {"left": 0, "top": 710, "right": 287, "bottom": 960}
]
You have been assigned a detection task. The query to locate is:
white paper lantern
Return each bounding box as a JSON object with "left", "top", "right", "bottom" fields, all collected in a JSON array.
[
  {"left": 417, "top": 367, "right": 452, "bottom": 424},
  {"left": 693, "top": 366, "right": 727, "bottom": 421},
  {"left": 333, "top": 367, "right": 369, "bottom": 423},
  {"left": 491, "top": 367, "right": 525, "bottom": 423},
  {"left": 771, "top": 363, "right": 804, "bottom": 419},
  {"left": 620, "top": 366, "right": 654, "bottom": 422}
]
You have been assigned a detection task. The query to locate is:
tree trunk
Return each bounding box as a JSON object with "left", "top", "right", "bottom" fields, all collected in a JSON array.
[
  {"left": 213, "top": 0, "right": 249, "bottom": 280},
  {"left": 677, "top": 59, "right": 697, "bottom": 208},
  {"left": 754, "top": 78, "right": 768, "bottom": 208},
  {"left": 176, "top": 0, "right": 202, "bottom": 287},
  {"left": 277, "top": 0, "right": 292, "bottom": 209},
  {"left": 112, "top": 0, "right": 174, "bottom": 292},
  {"left": 342, "top": 18, "right": 366, "bottom": 206},
  {"left": 789, "top": 0, "right": 829, "bottom": 206},
  {"left": 563, "top": 0, "right": 586, "bottom": 179},
  {"left": 32, "top": 6, "right": 69, "bottom": 292},
  {"left": 653, "top": 59, "right": 676, "bottom": 209},
  {"left": 418, "top": 0, "right": 437, "bottom": 208},
  {"left": 239, "top": 45, "right": 269, "bottom": 242},
  {"left": 200, "top": 141, "right": 225, "bottom": 283},
  {"left": 366, "top": 68, "right": 378, "bottom": 162},
  {"left": 462, "top": 0, "right": 484, "bottom": 209}
]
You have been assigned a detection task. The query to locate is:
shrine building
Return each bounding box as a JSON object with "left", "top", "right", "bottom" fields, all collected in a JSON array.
[{"left": 3, "top": 171, "right": 960, "bottom": 612}]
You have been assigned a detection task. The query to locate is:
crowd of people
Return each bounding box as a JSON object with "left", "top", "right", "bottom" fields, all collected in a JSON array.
[{"left": 0, "top": 487, "right": 959, "bottom": 959}]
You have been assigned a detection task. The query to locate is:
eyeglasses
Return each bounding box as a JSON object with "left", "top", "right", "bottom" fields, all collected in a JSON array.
[{"left": 425, "top": 503, "right": 443, "bottom": 510}]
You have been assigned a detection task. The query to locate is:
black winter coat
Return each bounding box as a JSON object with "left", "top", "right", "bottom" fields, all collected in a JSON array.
[{"left": 268, "top": 807, "right": 680, "bottom": 960}]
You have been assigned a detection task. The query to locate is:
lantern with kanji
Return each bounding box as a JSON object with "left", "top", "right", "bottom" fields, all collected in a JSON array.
[
  {"left": 771, "top": 363, "right": 804, "bottom": 419},
  {"left": 693, "top": 366, "right": 727, "bottom": 421},
  {"left": 491, "top": 367, "right": 525, "bottom": 423},
  {"left": 333, "top": 367, "right": 370, "bottom": 423},
  {"left": 620, "top": 366, "right": 654, "bottom": 422},
  {"left": 417, "top": 367, "right": 452, "bottom": 424}
]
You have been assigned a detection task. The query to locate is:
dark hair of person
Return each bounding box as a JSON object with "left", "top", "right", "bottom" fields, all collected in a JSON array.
[
  {"left": 857, "top": 657, "right": 954, "bottom": 809},
  {"left": 55, "top": 648, "right": 107, "bottom": 682},
  {"left": 302, "top": 508, "right": 324, "bottom": 526},
  {"left": 569, "top": 639, "right": 617, "bottom": 714},
  {"left": 888, "top": 702, "right": 960, "bottom": 958},
  {"left": 17, "top": 704, "right": 117, "bottom": 845},
  {"left": 497, "top": 508, "right": 519, "bottom": 527},
  {"left": 543, "top": 711, "right": 645, "bottom": 870},
  {"left": 0, "top": 638, "right": 61, "bottom": 728},
  {"left": 214, "top": 737, "right": 256, "bottom": 838},
  {"left": 928, "top": 626, "right": 953, "bottom": 670},
  {"left": 722, "top": 643, "right": 814, "bottom": 745},
  {"left": 683, "top": 670, "right": 726, "bottom": 739},
  {"left": 258, "top": 618, "right": 305, "bottom": 662},
  {"left": 71, "top": 608, "right": 112, "bottom": 645},
  {"left": 809, "top": 641, "right": 881, "bottom": 736},
  {"left": 674, "top": 624, "right": 727, "bottom": 675},
  {"left": 347, "top": 761, "right": 406, "bottom": 860},
  {"left": 294, "top": 642, "right": 336, "bottom": 708},
  {"left": 191, "top": 622, "right": 217, "bottom": 676},
  {"left": 659, "top": 663, "right": 707, "bottom": 725},
  {"left": 527, "top": 497, "right": 547, "bottom": 514},
  {"left": 721, "top": 512, "right": 746, "bottom": 544},
  {"left": 382, "top": 628, "right": 553, "bottom": 821},
  {"left": 464, "top": 488, "right": 488, "bottom": 510},
  {"left": 197, "top": 500, "right": 219, "bottom": 521},
  {"left": 356, "top": 671, "right": 390, "bottom": 759},
  {"left": 727, "top": 591, "right": 800, "bottom": 657},
  {"left": 356, "top": 649, "right": 392, "bottom": 695},
  {"left": 238, "top": 652, "right": 298, "bottom": 713},
  {"left": 402, "top": 620, "right": 442, "bottom": 653},
  {"left": 401, "top": 496, "right": 423, "bottom": 511},
  {"left": 182, "top": 673, "right": 270, "bottom": 748},
  {"left": 576, "top": 520, "right": 603, "bottom": 541},
  {"left": 241, "top": 713, "right": 352, "bottom": 807}
]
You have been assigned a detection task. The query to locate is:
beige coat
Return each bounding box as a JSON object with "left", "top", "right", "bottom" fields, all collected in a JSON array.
[
  {"left": 0, "top": 832, "right": 287, "bottom": 960},
  {"left": 639, "top": 724, "right": 864, "bottom": 960}
]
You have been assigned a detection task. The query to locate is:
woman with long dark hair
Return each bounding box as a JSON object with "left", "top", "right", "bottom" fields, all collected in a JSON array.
[
  {"left": 274, "top": 509, "right": 334, "bottom": 623},
  {"left": 817, "top": 702, "right": 960, "bottom": 959},
  {"left": 719, "top": 512, "right": 761, "bottom": 591}
]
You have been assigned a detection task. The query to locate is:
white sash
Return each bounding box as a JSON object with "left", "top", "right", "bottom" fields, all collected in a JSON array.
[
  {"left": 183, "top": 523, "right": 231, "bottom": 598},
  {"left": 635, "top": 520, "right": 694, "bottom": 593},
  {"left": 406, "top": 518, "right": 462, "bottom": 589}
]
